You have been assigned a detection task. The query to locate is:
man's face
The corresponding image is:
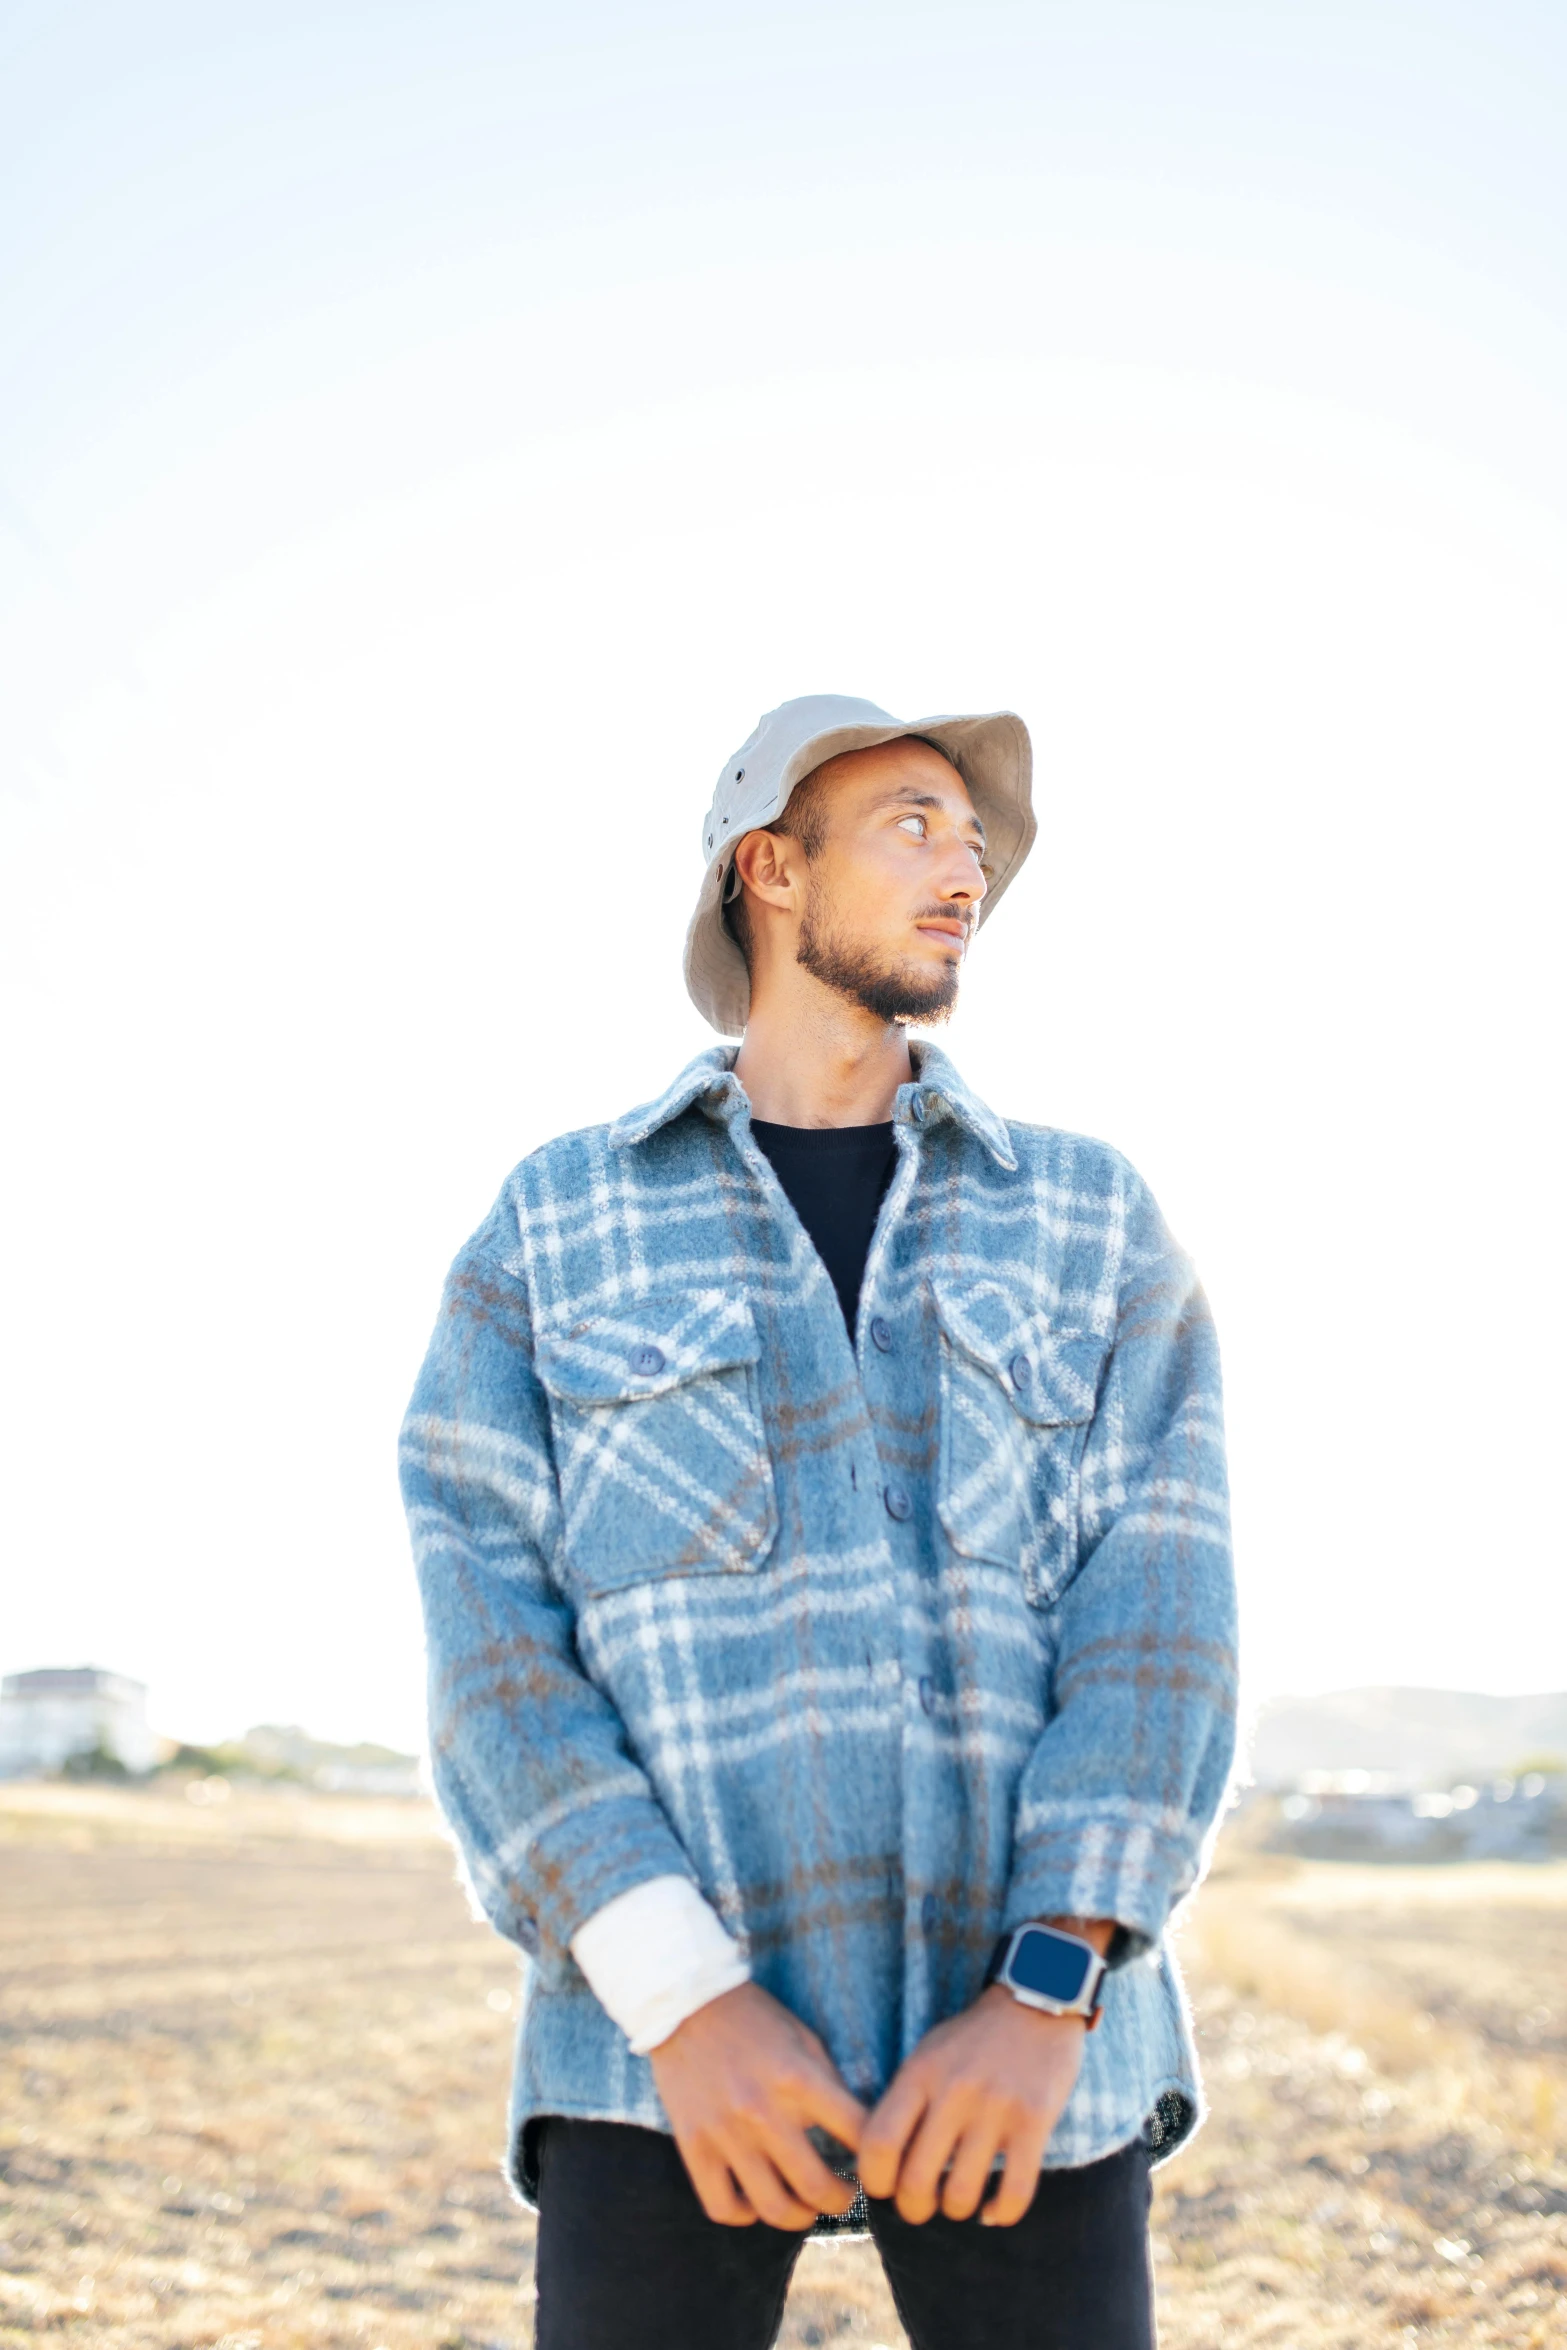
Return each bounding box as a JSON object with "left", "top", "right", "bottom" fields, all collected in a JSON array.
[{"left": 791, "top": 739, "right": 990, "bottom": 1024}]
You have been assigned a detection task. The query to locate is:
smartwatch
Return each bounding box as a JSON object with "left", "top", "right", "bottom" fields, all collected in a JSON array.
[{"left": 984, "top": 1922, "right": 1106, "bottom": 2027}]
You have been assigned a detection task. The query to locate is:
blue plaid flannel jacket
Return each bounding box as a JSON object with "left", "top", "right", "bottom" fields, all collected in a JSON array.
[{"left": 399, "top": 1041, "right": 1238, "bottom": 2203}]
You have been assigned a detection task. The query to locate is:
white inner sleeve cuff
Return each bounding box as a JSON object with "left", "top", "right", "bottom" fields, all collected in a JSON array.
[{"left": 569, "top": 1874, "right": 751, "bottom": 2056}]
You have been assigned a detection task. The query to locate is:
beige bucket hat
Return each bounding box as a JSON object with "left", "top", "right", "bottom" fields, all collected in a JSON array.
[{"left": 684, "top": 693, "right": 1035, "bottom": 1035}]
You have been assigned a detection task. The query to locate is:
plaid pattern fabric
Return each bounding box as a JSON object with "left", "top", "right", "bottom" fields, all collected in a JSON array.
[{"left": 399, "top": 1041, "right": 1238, "bottom": 2200}]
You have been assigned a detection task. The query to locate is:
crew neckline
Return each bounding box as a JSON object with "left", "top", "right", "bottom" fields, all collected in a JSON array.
[{"left": 748, "top": 1119, "right": 895, "bottom": 1148}]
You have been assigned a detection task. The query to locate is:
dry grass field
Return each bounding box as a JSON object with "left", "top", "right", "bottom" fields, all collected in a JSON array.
[{"left": 1, "top": 1783, "right": 1564, "bottom": 2348}]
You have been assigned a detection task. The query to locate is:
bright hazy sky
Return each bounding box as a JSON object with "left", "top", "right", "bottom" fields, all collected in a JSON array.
[{"left": 3, "top": 3, "right": 1564, "bottom": 1751}]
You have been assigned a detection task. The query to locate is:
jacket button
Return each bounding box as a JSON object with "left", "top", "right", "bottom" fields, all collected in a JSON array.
[
  {"left": 870, "top": 1315, "right": 893, "bottom": 1352},
  {"left": 909, "top": 1093, "right": 926, "bottom": 1125},
  {"left": 918, "top": 1675, "right": 936, "bottom": 1716},
  {"left": 921, "top": 1892, "right": 939, "bottom": 1933},
  {"left": 629, "top": 1343, "right": 666, "bottom": 1376},
  {"left": 883, "top": 1482, "right": 912, "bottom": 1522},
  {"left": 1009, "top": 1351, "right": 1033, "bottom": 1390}
]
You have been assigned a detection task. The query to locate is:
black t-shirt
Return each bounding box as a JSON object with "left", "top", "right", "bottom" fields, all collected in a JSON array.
[{"left": 749, "top": 1119, "right": 898, "bottom": 1338}]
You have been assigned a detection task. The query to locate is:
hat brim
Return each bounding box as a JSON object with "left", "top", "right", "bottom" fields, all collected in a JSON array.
[{"left": 683, "top": 710, "right": 1034, "bottom": 1036}]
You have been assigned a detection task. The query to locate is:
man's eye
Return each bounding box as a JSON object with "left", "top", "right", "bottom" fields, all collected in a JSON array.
[{"left": 897, "top": 815, "right": 926, "bottom": 837}]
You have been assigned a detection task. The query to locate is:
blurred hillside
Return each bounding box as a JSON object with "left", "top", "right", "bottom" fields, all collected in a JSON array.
[
  {"left": 1249, "top": 1689, "right": 1567, "bottom": 1790},
  {"left": 165, "top": 1723, "right": 422, "bottom": 1796}
]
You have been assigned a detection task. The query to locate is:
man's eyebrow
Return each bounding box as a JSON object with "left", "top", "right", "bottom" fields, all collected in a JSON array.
[{"left": 881, "top": 787, "right": 987, "bottom": 843}]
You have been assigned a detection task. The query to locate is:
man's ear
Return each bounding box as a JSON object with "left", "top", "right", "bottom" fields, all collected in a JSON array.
[{"left": 732, "top": 827, "right": 799, "bottom": 914}]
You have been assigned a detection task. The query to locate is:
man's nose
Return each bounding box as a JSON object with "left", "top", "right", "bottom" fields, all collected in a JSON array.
[{"left": 939, "top": 843, "right": 988, "bottom": 905}]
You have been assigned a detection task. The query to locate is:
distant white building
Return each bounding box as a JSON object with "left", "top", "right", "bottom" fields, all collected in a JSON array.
[{"left": 0, "top": 1667, "right": 161, "bottom": 1777}]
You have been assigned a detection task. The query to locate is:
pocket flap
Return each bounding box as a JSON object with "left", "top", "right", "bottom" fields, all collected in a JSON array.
[
  {"left": 932, "top": 1280, "right": 1106, "bottom": 1426},
  {"left": 535, "top": 1289, "right": 764, "bottom": 1407}
]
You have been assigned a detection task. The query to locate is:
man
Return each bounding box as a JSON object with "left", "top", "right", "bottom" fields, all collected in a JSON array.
[{"left": 400, "top": 694, "right": 1238, "bottom": 2350}]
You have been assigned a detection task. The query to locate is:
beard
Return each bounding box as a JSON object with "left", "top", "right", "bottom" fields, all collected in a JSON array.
[{"left": 795, "top": 885, "right": 964, "bottom": 1026}]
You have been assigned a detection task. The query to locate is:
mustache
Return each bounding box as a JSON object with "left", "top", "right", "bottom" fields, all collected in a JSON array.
[{"left": 912, "top": 905, "right": 977, "bottom": 938}]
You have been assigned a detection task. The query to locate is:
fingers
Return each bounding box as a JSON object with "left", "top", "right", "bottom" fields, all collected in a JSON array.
[
  {"left": 683, "top": 2118, "right": 850, "bottom": 2228},
  {"left": 854, "top": 1996, "right": 1089, "bottom": 2227},
  {"left": 938, "top": 2118, "right": 1004, "bottom": 2223},
  {"left": 857, "top": 2071, "right": 929, "bottom": 2202},
  {"left": 665, "top": 2016, "right": 870, "bottom": 2230},
  {"left": 889, "top": 2094, "right": 968, "bottom": 2224},
  {"left": 727, "top": 2144, "right": 822, "bottom": 2233},
  {"left": 797, "top": 2067, "right": 870, "bottom": 2155},
  {"left": 979, "top": 2116, "right": 1050, "bottom": 2229},
  {"left": 683, "top": 2144, "right": 758, "bottom": 2228},
  {"left": 737, "top": 2040, "right": 865, "bottom": 2215},
  {"left": 759, "top": 2124, "right": 859, "bottom": 2217},
  {"left": 770, "top": 2143, "right": 859, "bottom": 2209}
]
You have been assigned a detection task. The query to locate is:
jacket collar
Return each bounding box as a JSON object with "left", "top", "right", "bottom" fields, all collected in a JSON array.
[
  {"left": 609, "top": 1047, "right": 739, "bottom": 1148},
  {"left": 609, "top": 1038, "right": 1016, "bottom": 1171}
]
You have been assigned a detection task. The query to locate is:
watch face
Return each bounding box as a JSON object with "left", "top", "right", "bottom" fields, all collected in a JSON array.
[{"left": 1010, "top": 1929, "right": 1093, "bottom": 2004}]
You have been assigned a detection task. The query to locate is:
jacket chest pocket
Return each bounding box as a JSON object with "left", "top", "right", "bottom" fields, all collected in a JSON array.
[
  {"left": 533, "top": 1289, "right": 779, "bottom": 1599},
  {"left": 932, "top": 1280, "right": 1107, "bottom": 1609}
]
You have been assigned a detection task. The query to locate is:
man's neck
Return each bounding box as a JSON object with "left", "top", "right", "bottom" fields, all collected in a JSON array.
[{"left": 734, "top": 996, "right": 913, "bottom": 1128}]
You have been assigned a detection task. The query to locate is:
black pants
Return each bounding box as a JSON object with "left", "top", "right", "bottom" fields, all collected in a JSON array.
[{"left": 533, "top": 2118, "right": 1155, "bottom": 2350}]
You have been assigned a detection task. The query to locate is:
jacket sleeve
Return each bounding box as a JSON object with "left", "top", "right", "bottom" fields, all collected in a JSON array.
[
  {"left": 1003, "top": 1165, "right": 1239, "bottom": 1960},
  {"left": 398, "top": 1197, "right": 700, "bottom": 1967}
]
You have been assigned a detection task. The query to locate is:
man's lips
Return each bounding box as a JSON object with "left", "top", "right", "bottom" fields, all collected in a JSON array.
[{"left": 915, "top": 921, "right": 969, "bottom": 950}]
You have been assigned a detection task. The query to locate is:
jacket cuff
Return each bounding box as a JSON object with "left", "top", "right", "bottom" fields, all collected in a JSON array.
[
  {"left": 1005, "top": 1801, "right": 1202, "bottom": 1965},
  {"left": 471, "top": 1782, "right": 699, "bottom": 1963},
  {"left": 571, "top": 1874, "right": 750, "bottom": 2053}
]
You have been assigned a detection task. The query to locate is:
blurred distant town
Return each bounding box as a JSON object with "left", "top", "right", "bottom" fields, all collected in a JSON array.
[
  {"left": 3, "top": 1665, "right": 1565, "bottom": 1861},
  {"left": 1236, "top": 1684, "right": 1567, "bottom": 1864},
  {"left": 0, "top": 1666, "right": 422, "bottom": 1798}
]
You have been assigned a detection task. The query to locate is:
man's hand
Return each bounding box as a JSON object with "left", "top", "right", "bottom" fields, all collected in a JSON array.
[
  {"left": 649, "top": 1980, "right": 868, "bottom": 2231},
  {"left": 858, "top": 1985, "right": 1088, "bottom": 2228}
]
